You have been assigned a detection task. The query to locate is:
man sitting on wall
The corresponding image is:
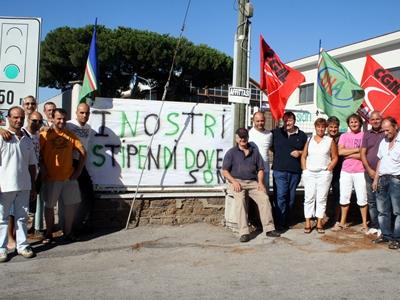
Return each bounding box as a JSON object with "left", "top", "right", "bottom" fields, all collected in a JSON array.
[{"left": 222, "top": 128, "right": 280, "bottom": 243}]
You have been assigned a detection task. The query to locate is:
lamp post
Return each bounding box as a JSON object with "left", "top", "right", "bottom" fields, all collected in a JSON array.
[{"left": 233, "top": 0, "right": 253, "bottom": 135}]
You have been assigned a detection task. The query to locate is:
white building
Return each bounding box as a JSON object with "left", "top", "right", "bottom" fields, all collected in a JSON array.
[{"left": 284, "top": 30, "right": 400, "bottom": 134}]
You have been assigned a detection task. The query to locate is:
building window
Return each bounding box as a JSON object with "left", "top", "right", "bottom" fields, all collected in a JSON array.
[
  {"left": 299, "top": 83, "right": 314, "bottom": 104},
  {"left": 388, "top": 66, "right": 400, "bottom": 79}
]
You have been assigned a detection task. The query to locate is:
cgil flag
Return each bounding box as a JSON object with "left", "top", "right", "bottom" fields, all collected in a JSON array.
[
  {"left": 357, "top": 54, "right": 400, "bottom": 124},
  {"left": 260, "top": 35, "right": 305, "bottom": 120},
  {"left": 79, "top": 21, "right": 98, "bottom": 103},
  {"left": 317, "top": 50, "right": 364, "bottom": 131}
]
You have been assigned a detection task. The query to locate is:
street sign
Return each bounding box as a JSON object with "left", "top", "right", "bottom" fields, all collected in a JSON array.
[
  {"left": 228, "top": 86, "right": 250, "bottom": 104},
  {"left": 0, "top": 17, "right": 41, "bottom": 109}
]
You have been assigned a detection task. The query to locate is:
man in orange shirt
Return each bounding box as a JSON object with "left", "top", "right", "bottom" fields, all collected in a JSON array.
[{"left": 40, "top": 108, "right": 86, "bottom": 243}]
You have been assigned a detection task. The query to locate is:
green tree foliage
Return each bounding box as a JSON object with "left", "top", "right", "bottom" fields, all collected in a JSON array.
[{"left": 40, "top": 25, "right": 233, "bottom": 100}]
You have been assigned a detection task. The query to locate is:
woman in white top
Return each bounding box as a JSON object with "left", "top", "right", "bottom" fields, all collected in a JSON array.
[{"left": 301, "top": 118, "right": 338, "bottom": 234}]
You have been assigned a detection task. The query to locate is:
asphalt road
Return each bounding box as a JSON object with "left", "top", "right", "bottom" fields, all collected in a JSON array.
[{"left": 1, "top": 223, "right": 399, "bottom": 299}]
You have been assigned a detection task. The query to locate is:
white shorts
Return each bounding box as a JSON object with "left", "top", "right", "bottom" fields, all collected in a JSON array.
[{"left": 339, "top": 171, "right": 367, "bottom": 206}]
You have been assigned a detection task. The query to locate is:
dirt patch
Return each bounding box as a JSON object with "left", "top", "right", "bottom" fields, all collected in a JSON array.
[
  {"left": 130, "top": 238, "right": 233, "bottom": 251},
  {"left": 131, "top": 238, "right": 165, "bottom": 251},
  {"left": 321, "top": 228, "right": 382, "bottom": 253},
  {"left": 230, "top": 247, "right": 257, "bottom": 254}
]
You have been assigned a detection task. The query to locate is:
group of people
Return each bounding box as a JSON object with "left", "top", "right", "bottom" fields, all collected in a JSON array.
[
  {"left": 1, "top": 97, "right": 399, "bottom": 261},
  {"left": 0, "top": 96, "right": 95, "bottom": 263},
  {"left": 223, "top": 111, "right": 400, "bottom": 250}
]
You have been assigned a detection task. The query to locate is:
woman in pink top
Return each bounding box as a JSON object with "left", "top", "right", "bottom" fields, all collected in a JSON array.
[{"left": 333, "top": 113, "right": 368, "bottom": 232}]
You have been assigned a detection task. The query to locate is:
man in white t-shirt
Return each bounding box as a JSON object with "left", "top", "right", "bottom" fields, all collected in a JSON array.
[
  {"left": 0, "top": 96, "right": 38, "bottom": 252},
  {"left": 66, "top": 103, "right": 95, "bottom": 234},
  {"left": 372, "top": 117, "right": 400, "bottom": 249},
  {"left": 0, "top": 106, "right": 37, "bottom": 262},
  {"left": 249, "top": 112, "right": 272, "bottom": 190}
]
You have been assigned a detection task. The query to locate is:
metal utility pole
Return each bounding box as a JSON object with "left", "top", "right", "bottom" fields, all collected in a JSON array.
[{"left": 233, "top": 0, "right": 253, "bottom": 133}]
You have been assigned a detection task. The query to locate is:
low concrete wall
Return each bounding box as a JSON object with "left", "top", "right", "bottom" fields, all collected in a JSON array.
[
  {"left": 90, "top": 196, "right": 225, "bottom": 229},
  {"left": 89, "top": 190, "right": 363, "bottom": 230}
]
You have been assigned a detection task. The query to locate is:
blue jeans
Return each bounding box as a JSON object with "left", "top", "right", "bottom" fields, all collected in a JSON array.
[
  {"left": 273, "top": 170, "right": 301, "bottom": 229},
  {"left": 364, "top": 173, "right": 379, "bottom": 230},
  {"left": 376, "top": 175, "right": 400, "bottom": 241},
  {"left": 0, "top": 190, "right": 30, "bottom": 253}
]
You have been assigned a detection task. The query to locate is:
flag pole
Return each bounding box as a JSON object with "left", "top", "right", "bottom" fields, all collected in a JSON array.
[{"left": 315, "top": 39, "right": 322, "bottom": 116}]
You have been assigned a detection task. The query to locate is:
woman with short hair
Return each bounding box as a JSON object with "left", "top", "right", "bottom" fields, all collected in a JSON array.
[
  {"left": 333, "top": 113, "right": 368, "bottom": 232},
  {"left": 301, "top": 118, "right": 338, "bottom": 234}
]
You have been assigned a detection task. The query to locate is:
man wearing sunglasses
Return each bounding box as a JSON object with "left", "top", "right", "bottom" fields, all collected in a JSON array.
[
  {"left": 22, "top": 112, "right": 44, "bottom": 236},
  {"left": 22, "top": 96, "right": 37, "bottom": 116}
]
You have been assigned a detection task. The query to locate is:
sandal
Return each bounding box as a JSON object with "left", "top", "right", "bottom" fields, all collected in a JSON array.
[
  {"left": 317, "top": 227, "right": 325, "bottom": 234},
  {"left": 42, "top": 235, "right": 53, "bottom": 245},
  {"left": 304, "top": 227, "right": 312, "bottom": 234},
  {"left": 388, "top": 240, "right": 400, "bottom": 250},
  {"left": 331, "top": 222, "right": 346, "bottom": 232}
]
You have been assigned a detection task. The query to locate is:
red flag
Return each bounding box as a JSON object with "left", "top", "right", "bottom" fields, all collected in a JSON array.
[
  {"left": 260, "top": 35, "right": 305, "bottom": 120},
  {"left": 358, "top": 54, "right": 400, "bottom": 123}
]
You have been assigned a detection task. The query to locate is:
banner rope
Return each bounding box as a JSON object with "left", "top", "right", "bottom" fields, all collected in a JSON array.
[{"left": 125, "top": 0, "right": 192, "bottom": 229}]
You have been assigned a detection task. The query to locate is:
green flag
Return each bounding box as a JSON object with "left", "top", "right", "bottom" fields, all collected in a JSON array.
[{"left": 317, "top": 51, "right": 364, "bottom": 131}]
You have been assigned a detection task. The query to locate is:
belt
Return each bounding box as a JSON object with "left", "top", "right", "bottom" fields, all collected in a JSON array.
[{"left": 381, "top": 174, "right": 400, "bottom": 180}]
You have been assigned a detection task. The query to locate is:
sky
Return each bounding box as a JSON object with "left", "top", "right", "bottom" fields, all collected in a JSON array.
[{"left": 2, "top": 0, "right": 400, "bottom": 101}]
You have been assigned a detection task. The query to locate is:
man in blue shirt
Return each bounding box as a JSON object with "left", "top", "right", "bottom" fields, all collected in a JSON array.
[{"left": 222, "top": 128, "right": 280, "bottom": 242}]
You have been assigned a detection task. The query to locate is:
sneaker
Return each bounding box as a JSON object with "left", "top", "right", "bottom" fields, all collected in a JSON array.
[
  {"left": 266, "top": 230, "right": 281, "bottom": 238},
  {"left": 0, "top": 250, "right": 8, "bottom": 263},
  {"left": 239, "top": 234, "right": 251, "bottom": 243},
  {"left": 18, "top": 246, "right": 35, "bottom": 259},
  {"left": 366, "top": 228, "right": 378, "bottom": 235},
  {"left": 377, "top": 229, "right": 382, "bottom": 237}
]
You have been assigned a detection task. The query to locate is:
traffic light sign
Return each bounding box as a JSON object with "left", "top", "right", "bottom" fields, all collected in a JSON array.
[{"left": 0, "top": 17, "right": 41, "bottom": 109}]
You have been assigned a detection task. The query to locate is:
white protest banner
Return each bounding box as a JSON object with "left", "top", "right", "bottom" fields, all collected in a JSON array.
[{"left": 87, "top": 97, "right": 233, "bottom": 186}]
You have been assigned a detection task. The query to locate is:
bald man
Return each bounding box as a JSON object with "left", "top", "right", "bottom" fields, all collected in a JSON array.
[
  {"left": 0, "top": 106, "right": 37, "bottom": 262},
  {"left": 0, "top": 95, "right": 37, "bottom": 140},
  {"left": 1, "top": 96, "right": 38, "bottom": 250},
  {"left": 66, "top": 103, "right": 95, "bottom": 234},
  {"left": 361, "top": 111, "right": 384, "bottom": 236},
  {"left": 249, "top": 112, "right": 273, "bottom": 190}
]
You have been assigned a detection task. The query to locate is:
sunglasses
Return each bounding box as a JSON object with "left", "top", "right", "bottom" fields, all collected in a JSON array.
[
  {"left": 24, "top": 102, "right": 37, "bottom": 106},
  {"left": 30, "top": 119, "right": 43, "bottom": 124}
]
